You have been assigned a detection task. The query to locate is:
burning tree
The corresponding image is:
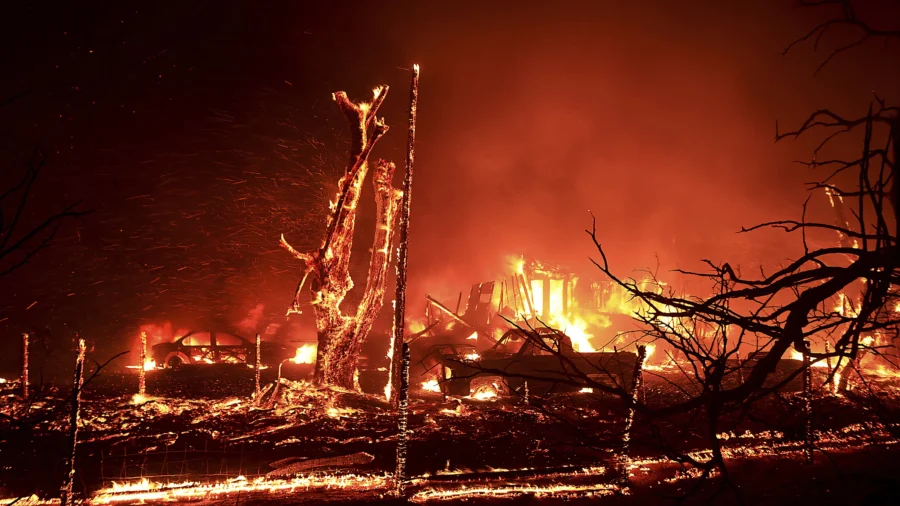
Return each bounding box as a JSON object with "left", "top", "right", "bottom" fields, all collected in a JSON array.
[{"left": 281, "top": 86, "right": 403, "bottom": 389}]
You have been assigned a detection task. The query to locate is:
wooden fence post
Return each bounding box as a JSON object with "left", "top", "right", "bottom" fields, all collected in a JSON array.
[
  {"left": 61, "top": 338, "right": 86, "bottom": 506},
  {"left": 803, "top": 345, "right": 814, "bottom": 463},
  {"left": 139, "top": 331, "right": 147, "bottom": 396},
  {"left": 22, "top": 332, "right": 29, "bottom": 399},
  {"left": 619, "top": 345, "right": 647, "bottom": 483},
  {"left": 395, "top": 343, "right": 411, "bottom": 497}
]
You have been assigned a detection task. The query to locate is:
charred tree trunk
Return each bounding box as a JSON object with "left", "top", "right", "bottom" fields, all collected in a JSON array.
[
  {"left": 388, "top": 64, "right": 420, "bottom": 405},
  {"left": 61, "top": 338, "right": 85, "bottom": 506},
  {"left": 281, "top": 86, "right": 402, "bottom": 390}
]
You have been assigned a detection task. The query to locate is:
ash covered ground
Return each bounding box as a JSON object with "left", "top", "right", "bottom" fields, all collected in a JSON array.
[{"left": 2, "top": 366, "right": 900, "bottom": 505}]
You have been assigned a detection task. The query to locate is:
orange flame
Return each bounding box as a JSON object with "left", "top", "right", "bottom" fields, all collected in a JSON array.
[{"left": 291, "top": 344, "right": 317, "bottom": 365}]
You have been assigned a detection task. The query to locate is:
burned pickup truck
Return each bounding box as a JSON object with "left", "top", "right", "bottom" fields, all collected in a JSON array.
[{"left": 437, "top": 327, "right": 640, "bottom": 397}]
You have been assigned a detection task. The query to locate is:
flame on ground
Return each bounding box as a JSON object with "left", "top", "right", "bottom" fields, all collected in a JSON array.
[
  {"left": 469, "top": 382, "right": 499, "bottom": 401},
  {"left": 291, "top": 344, "right": 317, "bottom": 364},
  {"left": 411, "top": 482, "right": 620, "bottom": 502},
  {"left": 421, "top": 379, "right": 441, "bottom": 393},
  {"left": 91, "top": 473, "right": 391, "bottom": 504}
]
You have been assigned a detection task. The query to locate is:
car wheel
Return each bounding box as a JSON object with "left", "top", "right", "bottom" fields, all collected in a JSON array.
[{"left": 167, "top": 355, "right": 185, "bottom": 369}]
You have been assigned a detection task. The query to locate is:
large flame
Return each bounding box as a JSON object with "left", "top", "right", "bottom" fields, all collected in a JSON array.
[
  {"left": 291, "top": 344, "right": 317, "bottom": 364},
  {"left": 421, "top": 378, "right": 441, "bottom": 392},
  {"left": 545, "top": 313, "right": 594, "bottom": 352}
]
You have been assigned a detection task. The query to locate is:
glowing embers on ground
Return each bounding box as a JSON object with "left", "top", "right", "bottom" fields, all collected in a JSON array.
[
  {"left": 291, "top": 343, "right": 317, "bottom": 364},
  {"left": 91, "top": 473, "right": 392, "bottom": 504},
  {"left": 125, "top": 359, "right": 157, "bottom": 371},
  {"left": 411, "top": 482, "right": 620, "bottom": 502},
  {"left": 468, "top": 378, "right": 500, "bottom": 401}
]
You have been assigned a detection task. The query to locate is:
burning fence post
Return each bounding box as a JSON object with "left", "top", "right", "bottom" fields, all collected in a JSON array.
[
  {"left": 21, "top": 332, "right": 29, "bottom": 399},
  {"left": 802, "top": 344, "right": 814, "bottom": 464},
  {"left": 138, "top": 331, "right": 147, "bottom": 397},
  {"left": 61, "top": 337, "right": 86, "bottom": 506},
  {"left": 388, "top": 64, "right": 420, "bottom": 405},
  {"left": 825, "top": 342, "right": 835, "bottom": 391},
  {"left": 395, "top": 342, "right": 411, "bottom": 497},
  {"left": 618, "top": 345, "right": 647, "bottom": 484},
  {"left": 255, "top": 333, "right": 262, "bottom": 396}
]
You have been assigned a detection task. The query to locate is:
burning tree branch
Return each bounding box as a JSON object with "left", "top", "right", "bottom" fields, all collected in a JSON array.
[{"left": 281, "top": 85, "right": 403, "bottom": 389}]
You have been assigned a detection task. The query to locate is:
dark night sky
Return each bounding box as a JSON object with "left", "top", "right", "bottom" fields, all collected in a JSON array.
[{"left": 0, "top": 1, "right": 898, "bottom": 365}]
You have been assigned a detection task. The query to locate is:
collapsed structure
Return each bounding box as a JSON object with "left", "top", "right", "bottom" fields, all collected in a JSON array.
[{"left": 408, "top": 256, "right": 647, "bottom": 397}]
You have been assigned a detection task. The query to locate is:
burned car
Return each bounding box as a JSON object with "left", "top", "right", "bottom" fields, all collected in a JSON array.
[
  {"left": 152, "top": 330, "right": 293, "bottom": 369},
  {"left": 438, "top": 327, "right": 639, "bottom": 397}
]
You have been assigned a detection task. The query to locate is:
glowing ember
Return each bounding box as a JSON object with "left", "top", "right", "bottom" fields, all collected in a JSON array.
[
  {"left": 91, "top": 473, "right": 391, "bottom": 504},
  {"left": 143, "top": 359, "right": 157, "bottom": 371},
  {"left": 466, "top": 332, "right": 478, "bottom": 340},
  {"left": 579, "top": 387, "right": 594, "bottom": 393},
  {"left": 291, "top": 344, "right": 317, "bottom": 364},
  {"left": 411, "top": 482, "right": 619, "bottom": 501},
  {"left": 872, "top": 365, "right": 900, "bottom": 379},
  {"left": 463, "top": 352, "right": 480, "bottom": 360},
  {"left": 421, "top": 379, "right": 441, "bottom": 392},
  {"left": 470, "top": 383, "right": 499, "bottom": 401}
]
